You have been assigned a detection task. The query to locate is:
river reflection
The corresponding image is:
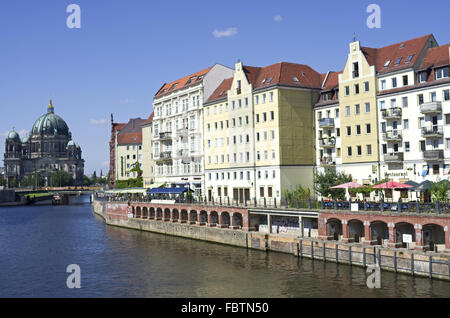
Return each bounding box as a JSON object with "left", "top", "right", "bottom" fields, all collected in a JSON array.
[{"left": 0, "top": 201, "right": 448, "bottom": 298}]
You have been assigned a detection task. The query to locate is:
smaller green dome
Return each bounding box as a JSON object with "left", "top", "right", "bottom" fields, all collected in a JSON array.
[
  {"left": 67, "top": 140, "right": 76, "bottom": 147},
  {"left": 7, "top": 130, "right": 20, "bottom": 141}
]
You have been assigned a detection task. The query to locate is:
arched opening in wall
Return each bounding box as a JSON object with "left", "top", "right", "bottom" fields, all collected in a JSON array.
[
  {"left": 327, "top": 219, "right": 342, "bottom": 241},
  {"left": 172, "top": 209, "right": 179, "bottom": 221},
  {"left": 164, "top": 208, "right": 171, "bottom": 221},
  {"left": 132, "top": 206, "right": 135, "bottom": 216},
  {"left": 348, "top": 219, "right": 364, "bottom": 243},
  {"left": 135, "top": 207, "right": 141, "bottom": 218},
  {"left": 190, "top": 210, "right": 198, "bottom": 223},
  {"left": 156, "top": 208, "right": 163, "bottom": 220},
  {"left": 200, "top": 211, "right": 208, "bottom": 223},
  {"left": 181, "top": 210, "right": 188, "bottom": 222},
  {"left": 210, "top": 211, "right": 218, "bottom": 225},
  {"left": 142, "top": 207, "right": 148, "bottom": 219},
  {"left": 423, "top": 224, "right": 445, "bottom": 252},
  {"left": 370, "top": 221, "right": 388, "bottom": 245},
  {"left": 149, "top": 207, "right": 155, "bottom": 219},
  {"left": 395, "top": 222, "right": 415, "bottom": 247},
  {"left": 232, "top": 213, "right": 243, "bottom": 228},
  {"left": 221, "top": 212, "right": 230, "bottom": 226}
]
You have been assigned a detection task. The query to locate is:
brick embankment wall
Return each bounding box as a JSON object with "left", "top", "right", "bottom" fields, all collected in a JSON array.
[{"left": 92, "top": 199, "right": 450, "bottom": 281}]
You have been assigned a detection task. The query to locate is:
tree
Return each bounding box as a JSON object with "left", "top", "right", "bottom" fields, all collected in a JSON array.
[
  {"left": 314, "top": 170, "right": 352, "bottom": 200},
  {"left": 431, "top": 180, "right": 450, "bottom": 202},
  {"left": 83, "top": 175, "right": 92, "bottom": 186},
  {"left": 50, "top": 171, "right": 74, "bottom": 187},
  {"left": 283, "top": 184, "right": 311, "bottom": 207}
]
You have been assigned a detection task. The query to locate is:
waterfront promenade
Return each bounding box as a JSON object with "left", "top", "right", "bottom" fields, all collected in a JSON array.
[{"left": 92, "top": 197, "right": 450, "bottom": 281}]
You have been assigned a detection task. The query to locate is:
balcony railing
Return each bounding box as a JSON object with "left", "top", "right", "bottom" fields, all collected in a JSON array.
[
  {"left": 420, "top": 101, "right": 442, "bottom": 115},
  {"left": 319, "top": 138, "right": 336, "bottom": 148},
  {"left": 384, "top": 152, "right": 404, "bottom": 163},
  {"left": 423, "top": 150, "right": 444, "bottom": 161},
  {"left": 421, "top": 125, "right": 443, "bottom": 138},
  {"left": 320, "top": 157, "right": 335, "bottom": 166},
  {"left": 382, "top": 130, "right": 402, "bottom": 142},
  {"left": 177, "top": 127, "right": 188, "bottom": 138},
  {"left": 318, "top": 118, "right": 335, "bottom": 128},
  {"left": 159, "top": 132, "right": 172, "bottom": 141},
  {"left": 382, "top": 108, "right": 402, "bottom": 120},
  {"left": 156, "top": 151, "right": 172, "bottom": 161}
]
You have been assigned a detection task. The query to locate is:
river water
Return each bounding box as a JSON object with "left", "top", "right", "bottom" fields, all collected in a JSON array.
[{"left": 0, "top": 196, "right": 448, "bottom": 298}]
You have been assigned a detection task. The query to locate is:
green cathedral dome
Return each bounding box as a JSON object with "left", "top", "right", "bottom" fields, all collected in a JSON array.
[
  {"left": 7, "top": 130, "right": 20, "bottom": 141},
  {"left": 31, "top": 100, "right": 70, "bottom": 136}
]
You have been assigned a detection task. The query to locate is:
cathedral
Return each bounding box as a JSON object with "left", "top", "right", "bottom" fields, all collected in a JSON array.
[{"left": 3, "top": 100, "right": 84, "bottom": 187}]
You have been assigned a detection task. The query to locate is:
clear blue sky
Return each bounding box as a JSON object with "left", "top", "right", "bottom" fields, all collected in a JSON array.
[{"left": 1, "top": 0, "right": 449, "bottom": 175}]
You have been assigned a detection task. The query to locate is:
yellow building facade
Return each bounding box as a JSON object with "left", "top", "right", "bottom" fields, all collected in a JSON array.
[
  {"left": 338, "top": 41, "right": 380, "bottom": 183},
  {"left": 204, "top": 61, "right": 320, "bottom": 203}
]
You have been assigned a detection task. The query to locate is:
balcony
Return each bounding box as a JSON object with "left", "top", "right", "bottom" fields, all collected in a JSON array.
[
  {"left": 382, "top": 130, "right": 402, "bottom": 143},
  {"left": 156, "top": 151, "right": 172, "bottom": 162},
  {"left": 318, "top": 118, "right": 335, "bottom": 128},
  {"left": 420, "top": 101, "right": 442, "bottom": 115},
  {"left": 320, "top": 157, "right": 335, "bottom": 167},
  {"left": 384, "top": 152, "right": 404, "bottom": 163},
  {"left": 319, "top": 137, "right": 336, "bottom": 149},
  {"left": 421, "top": 125, "right": 443, "bottom": 138},
  {"left": 381, "top": 108, "right": 402, "bottom": 120},
  {"left": 423, "top": 150, "right": 444, "bottom": 161},
  {"left": 177, "top": 149, "right": 189, "bottom": 158},
  {"left": 159, "top": 132, "right": 172, "bottom": 141},
  {"left": 177, "top": 127, "right": 188, "bottom": 138}
]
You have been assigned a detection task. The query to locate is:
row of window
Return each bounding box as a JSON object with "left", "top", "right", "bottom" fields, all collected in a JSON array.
[
  {"left": 207, "top": 130, "right": 276, "bottom": 148},
  {"left": 155, "top": 95, "right": 201, "bottom": 117},
  {"left": 344, "top": 81, "right": 370, "bottom": 96},
  {"left": 155, "top": 162, "right": 202, "bottom": 175},
  {"left": 207, "top": 149, "right": 277, "bottom": 164},
  {"left": 208, "top": 170, "right": 277, "bottom": 181}
]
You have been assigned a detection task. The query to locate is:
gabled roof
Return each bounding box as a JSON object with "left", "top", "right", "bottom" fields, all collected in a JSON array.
[
  {"left": 154, "top": 66, "right": 213, "bottom": 98},
  {"left": 420, "top": 43, "right": 450, "bottom": 70},
  {"left": 361, "top": 34, "right": 433, "bottom": 74},
  {"left": 206, "top": 62, "right": 322, "bottom": 104},
  {"left": 321, "top": 71, "right": 342, "bottom": 91},
  {"left": 144, "top": 112, "right": 154, "bottom": 125},
  {"left": 116, "top": 118, "right": 147, "bottom": 145}
]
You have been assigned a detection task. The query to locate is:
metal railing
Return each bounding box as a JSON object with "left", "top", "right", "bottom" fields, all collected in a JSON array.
[{"left": 94, "top": 194, "right": 450, "bottom": 215}]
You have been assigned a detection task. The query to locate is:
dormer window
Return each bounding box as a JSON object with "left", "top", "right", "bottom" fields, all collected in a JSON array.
[
  {"left": 384, "top": 60, "right": 391, "bottom": 67},
  {"left": 419, "top": 72, "right": 427, "bottom": 83},
  {"left": 400, "top": 44, "right": 405, "bottom": 49},
  {"left": 435, "top": 67, "right": 449, "bottom": 80},
  {"left": 406, "top": 54, "right": 414, "bottom": 63},
  {"left": 261, "top": 78, "right": 266, "bottom": 85},
  {"left": 394, "top": 57, "right": 402, "bottom": 65},
  {"left": 185, "top": 76, "right": 196, "bottom": 85},
  {"left": 292, "top": 76, "right": 299, "bottom": 82},
  {"left": 267, "top": 77, "right": 273, "bottom": 84}
]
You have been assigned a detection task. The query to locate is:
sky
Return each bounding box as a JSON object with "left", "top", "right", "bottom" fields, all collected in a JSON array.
[{"left": 1, "top": 0, "right": 450, "bottom": 175}]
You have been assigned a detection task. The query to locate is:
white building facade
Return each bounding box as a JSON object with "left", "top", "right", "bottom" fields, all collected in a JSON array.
[{"left": 152, "top": 64, "right": 234, "bottom": 196}]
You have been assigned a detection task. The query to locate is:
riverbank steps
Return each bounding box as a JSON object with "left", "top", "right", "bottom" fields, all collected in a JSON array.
[{"left": 92, "top": 199, "right": 450, "bottom": 281}]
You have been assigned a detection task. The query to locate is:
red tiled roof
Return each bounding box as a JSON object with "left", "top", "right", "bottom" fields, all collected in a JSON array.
[
  {"left": 154, "top": 66, "right": 213, "bottom": 98},
  {"left": 116, "top": 118, "right": 147, "bottom": 145},
  {"left": 361, "top": 34, "right": 433, "bottom": 74},
  {"left": 420, "top": 43, "right": 450, "bottom": 70},
  {"left": 117, "top": 132, "right": 142, "bottom": 145},
  {"left": 321, "top": 71, "right": 342, "bottom": 91},
  {"left": 206, "top": 78, "right": 233, "bottom": 103},
  {"left": 206, "top": 62, "right": 322, "bottom": 104},
  {"left": 144, "top": 112, "right": 154, "bottom": 124}
]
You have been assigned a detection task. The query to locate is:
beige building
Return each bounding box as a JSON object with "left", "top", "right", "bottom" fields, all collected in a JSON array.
[
  {"left": 142, "top": 113, "right": 155, "bottom": 188},
  {"left": 203, "top": 61, "right": 321, "bottom": 203}
]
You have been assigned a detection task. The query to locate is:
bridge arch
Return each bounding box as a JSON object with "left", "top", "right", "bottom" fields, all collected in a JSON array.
[
  {"left": 164, "top": 208, "right": 171, "bottom": 221},
  {"left": 209, "top": 211, "right": 218, "bottom": 225},
  {"left": 422, "top": 224, "right": 445, "bottom": 250},
  {"left": 149, "top": 207, "right": 155, "bottom": 219},
  {"left": 135, "top": 206, "right": 141, "bottom": 218},
  {"left": 220, "top": 212, "right": 230, "bottom": 226},
  {"left": 142, "top": 207, "right": 148, "bottom": 219},
  {"left": 172, "top": 209, "right": 179, "bottom": 221},
  {"left": 395, "top": 222, "right": 415, "bottom": 244},
  {"left": 232, "top": 213, "right": 243, "bottom": 228},
  {"left": 348, "top": 219, "right": 364, "bottom": 243},
  {"left": 370, "top": 221, "right": 388, "bottom": 245}
]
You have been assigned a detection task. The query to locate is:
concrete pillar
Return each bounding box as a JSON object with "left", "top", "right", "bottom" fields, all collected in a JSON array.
[
  {"left": 387, "top": 223, "right": 401, "bottom": 248},
  {"left": 445, "top": 226, "right": 450, "bottom": 249},
  {"left": 414, "top": 225, "right": 424, "bottom": 251},
  {"left": 299, "top": 216, "right": 304, "bottom": 237}
]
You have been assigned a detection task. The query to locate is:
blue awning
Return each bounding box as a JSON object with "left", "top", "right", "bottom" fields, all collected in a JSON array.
[{"left": 148, "top": 187, "right": 190, "bottom": 195}]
